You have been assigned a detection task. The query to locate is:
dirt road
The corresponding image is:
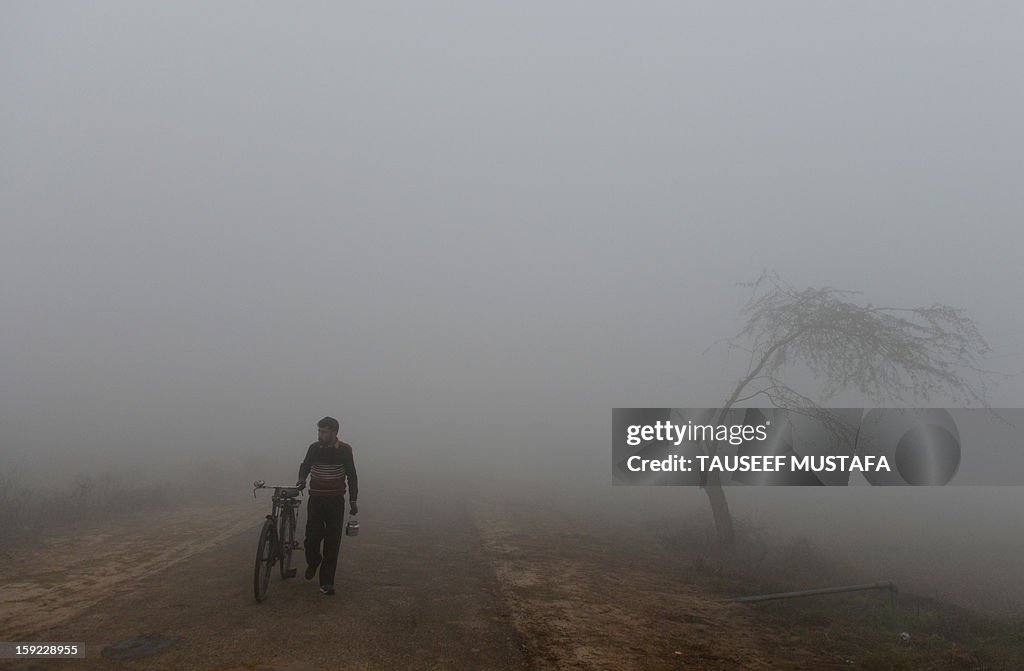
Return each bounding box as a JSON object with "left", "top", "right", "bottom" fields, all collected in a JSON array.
[
  {"left": 0, "top": 485, "right": 532, "bottom": 671},
  {"left": 0, "top": 481, "right": 906, "bottom": 671}
]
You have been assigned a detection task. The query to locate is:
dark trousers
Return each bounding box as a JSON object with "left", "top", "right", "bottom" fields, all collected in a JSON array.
[{"left": 304, "top": 495, "right": 345, "bottom": 587}]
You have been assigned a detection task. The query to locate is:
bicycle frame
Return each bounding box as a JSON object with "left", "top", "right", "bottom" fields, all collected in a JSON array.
[{"left": 255, "top": 483, "right": 302, "bottom": 524}]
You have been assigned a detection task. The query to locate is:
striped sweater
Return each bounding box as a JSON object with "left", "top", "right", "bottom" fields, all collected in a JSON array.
[{"left": 298, "top": 440, "right": 358, "bottom": 499}]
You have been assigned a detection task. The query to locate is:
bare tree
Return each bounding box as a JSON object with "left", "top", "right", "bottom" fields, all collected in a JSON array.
[{"left": 703, "top": 271, "right": 994, "bottom": 555}]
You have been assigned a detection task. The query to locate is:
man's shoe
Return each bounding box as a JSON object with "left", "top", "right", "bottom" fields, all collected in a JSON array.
[
  {"left": 305, "top": 563, "right": 319, "bottom": 581},
  {"left": 320, "top": 585, "right": 335, "bottom": 596}
]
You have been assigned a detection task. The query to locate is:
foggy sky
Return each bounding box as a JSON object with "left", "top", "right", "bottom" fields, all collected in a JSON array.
[{"left": 3, "top": 2, "right": 1024, "bottom": 487}]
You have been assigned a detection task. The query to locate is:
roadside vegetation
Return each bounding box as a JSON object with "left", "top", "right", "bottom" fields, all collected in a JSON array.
[
  {"left": 0, "top": 471, "right": 172, "bottom": 543},
  {"left": 0, "top": 446, "right": 298, "bottom": 549},
  {"left": 0, "top": 458, "right": 246, "bottom": 546}
]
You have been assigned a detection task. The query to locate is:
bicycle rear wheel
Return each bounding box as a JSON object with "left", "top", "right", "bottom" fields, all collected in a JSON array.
[
  {"left": 279, "top": 507, "right": 297, "bottom": 579},
  {"left": 253, "top": 519, "right": 275, "bottom": 602}
]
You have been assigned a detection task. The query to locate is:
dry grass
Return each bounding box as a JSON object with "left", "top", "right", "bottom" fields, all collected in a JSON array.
[{"left": 0, "top": 459, "right": 237, "bottom": 544}]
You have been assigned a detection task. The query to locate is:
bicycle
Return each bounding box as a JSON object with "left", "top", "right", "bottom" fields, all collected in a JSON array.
[{"left": 252, "top": 479, "right": 303, "bottom": 602}]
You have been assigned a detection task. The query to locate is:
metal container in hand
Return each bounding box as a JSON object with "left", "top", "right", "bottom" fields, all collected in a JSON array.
[{"left": 345, "top": 519, "right": 360, "bottom": 537}]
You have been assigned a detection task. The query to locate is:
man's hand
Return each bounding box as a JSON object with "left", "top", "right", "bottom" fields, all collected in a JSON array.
[
  {"left": 350, "top": 502, "right": 359, "bottom": 516},
  {"left": 296, "top": 480, "right": 305, "bottom": 490}
]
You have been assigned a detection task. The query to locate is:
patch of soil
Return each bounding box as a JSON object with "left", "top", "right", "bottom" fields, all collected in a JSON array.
[
  {"left": 471, "top": 499, "right": 850, "bottom": 670},
  {"left": 0, "top": 500, "right": 255, "bottom": 639}
]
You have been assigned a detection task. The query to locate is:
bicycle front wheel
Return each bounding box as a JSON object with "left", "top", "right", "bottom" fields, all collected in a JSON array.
[
  {"left": 279, "top": 507, "right": 296, "bottom": 579},
  {"left": 253, "top": 519, "right": 275, "bottom": 602}
]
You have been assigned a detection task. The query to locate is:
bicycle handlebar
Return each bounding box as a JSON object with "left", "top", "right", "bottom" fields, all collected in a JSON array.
[{"left": 252, "top": 480, "right": 305, "bottom": 498}]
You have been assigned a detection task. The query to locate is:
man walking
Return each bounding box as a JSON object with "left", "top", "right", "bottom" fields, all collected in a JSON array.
[{"left": 297, "top": 416, "right": 359, "bottom": 596}]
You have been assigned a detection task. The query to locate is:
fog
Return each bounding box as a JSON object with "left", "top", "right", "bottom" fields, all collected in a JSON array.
[{"left": 3, "top": 2, "right": 1024, "bottom": 614}]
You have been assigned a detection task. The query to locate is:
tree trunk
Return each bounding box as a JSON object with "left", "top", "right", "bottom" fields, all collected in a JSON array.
[{"left": 702, "top": 471, "right": 736, "bottom": 556}]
